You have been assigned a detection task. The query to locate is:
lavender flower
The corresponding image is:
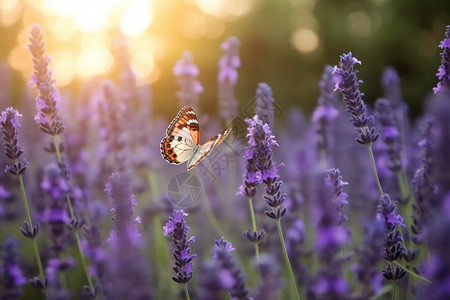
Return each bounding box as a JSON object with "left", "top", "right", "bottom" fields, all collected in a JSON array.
[
  {"left": 28, "top": 24, "right": 64, "bottom": 137},
  {"left": 422, "top": 193, "right": 450, "bottom": 299},
  {"left": 325, "top": 168, "right": 349, "bottom": 227},
  {"left": 433, "top": 25, "right": 450, "bottom": 94},
  {"left": 255, "top": 83, "right": 275, "bottom": 127},
  {"left": 333, "top": 52, "right": 379, "bottom": 145},
  {"left": 212, "top": 237, "right": 249, "bottom": 300},
  {"left": 218, "top": 36, "right": 240, "bottom": 121},
  {"left": 352, "top": 219, "right": 385, "bottom": 299},
  {"left": 255, "top": 254, "right": 282, "bottom": 300},
  {"left": 381, "top": 67, "right": 403, "bottom": 109},
  {"left": 1, "top": 237, "right": 27, "bottom": 300},
  {"left": 238, "top": 148, "right": 262, "bottom": 198},
  {"left": 410, "top": 120, "right": 435, "bottom": 245},
  {"left": 245, "top": 116, "right": 286, "bottom": 220},
  {"left": 377, "top": 194, "right": 406, "bottom": 281},
  {"left": 173, "top": 50, "right": 204, "bottom": 108},
  {"left": 40, "top": 165, "right": 71, "bottom": 255},
  {"left": 312, "top": 174, "right": 349, "bottom": 298},
  {"left": 106, "top": 172, "right": 142, "bottom": 246},
  {"left": 103, "top": 172, "right": 152, "bottom": 300},
  {"left": 374, "top": 98, "right": 403, "bottom": 173},
  {"left": 164, "top": 209, "right": 197, "bottom": 284},
  {"left": 312, "top": 65, "right": 339, "bottom": 158},
  {"left": 1, "top": 108, "right": 28, "bottom": 176}
]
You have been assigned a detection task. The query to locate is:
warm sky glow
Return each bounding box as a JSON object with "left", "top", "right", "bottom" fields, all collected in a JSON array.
[{"left": 2, "top": 0, "right": 254, "bottom": 86}]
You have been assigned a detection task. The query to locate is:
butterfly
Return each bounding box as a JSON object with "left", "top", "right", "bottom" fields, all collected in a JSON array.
[{"left": 160, "top": 106, "right": 231, "bottom": 170}]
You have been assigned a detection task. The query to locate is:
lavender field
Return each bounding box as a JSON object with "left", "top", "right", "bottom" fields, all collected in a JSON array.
[{"left": 0, "top": 13, "right": 450, "bottom": 300}]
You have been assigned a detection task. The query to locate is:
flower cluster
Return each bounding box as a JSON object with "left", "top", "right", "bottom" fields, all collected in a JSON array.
[
  {"left": 375, "top": 98, "right": 403, "bottom": 173},
  {"left": 333, "top": 52, "right": 379, "bottom": 145},
  {"left": 163, "top": 209, "right": 197, "bottom": 284},
  {"left": 173, "top": 50, "right": 204, "bottom": 108},
  {"left": 218, "top": 36, "right": 240, "bottom": 121},
  {"left": 255, "top": 83, "right": 275, "bottom": 127},
  {"left": 0, "top": 108, "right": 28, "bottom": 176},
  {"left": 212, "top": 237, "right": 249, "bottom": 300},
  {"left": 433, "top": 25, "right": 450, "bottom": 94},
  {"left": 377, "top": 194, "right": 406, "bottom": 281},
  {"left": 28, "top": 23, "right": 64, "bottom": 137},
  {"left": 312, "top": 65, "right": 339, "bottom": 156}
]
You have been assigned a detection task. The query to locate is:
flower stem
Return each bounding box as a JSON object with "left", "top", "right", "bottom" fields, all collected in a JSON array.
[
  {"left": 367, "top": 144, "right": 384, "bottom": 196},
  {"left": 247, "top": 197, "right": 260, "bottom": 260},
  {"left": 18, "top": 175, "right": 45, "bottom": 280},
  {"left": 52, "top": 135, "right": 95, "bottom": 291},
  {"left": 276, "top": 219, "right": 300, "bottom": 300},
  {"left": 184, "top": 283, "right": 191, "bottom": 300}
]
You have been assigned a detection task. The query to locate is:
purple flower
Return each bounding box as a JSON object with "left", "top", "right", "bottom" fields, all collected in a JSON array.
[
  {"left": 312, "top": 174, "right": 349, "bottom": 298},
  {"left": 381, "top": 67, "right": 403, "bottom": 108},
  {"left": 106, "top": 172, "right": 142, "bottom": 247},
  {"left": 325, "top": 168, "right": 349, "bottom": 226},
  {"left": 28, "top": 24, "right": 64, "bottom": 136},
  {"left": 433, "top": 25, "right": 450, "bottom": 94},
  {"left": 212, "top": 237, "right": 235, "bottom": 259},
  {"left": 312, "top": 64, "right": 340, "bottom": 156},
  {"left": 255, "top": 254, "right": 282, "bottom": 300},
  {"left": 375, "top": 98, "right": 403, "bottom": 173},
  {"left": 333, "top": 52, "right": 379, "bottom": 145},
  {"left": 377, "top": 194, "right": 406, "bottom": 280},
  {"left": 164, "top": 209, "right": 197, "bottom": 284},
  {"left": 1, "top": 108, "right": 28, "bottom": 176},
  {"left": 218, "top": 36, "right": 241, "bottom": 84},
  {"left": 1, "top": 237, "right": 26, "bottom": 299},
  {"left": 212, "top": 237, "right": 249, "bottom": 300},
  {"left": 244, "top": 116, "right": 287, "bottom": 220},
  {"left": 353, "top": 219, "right": 385, "bottom": 298},
  {"left": 173, "top": 50, "right": 203, "bottom": 108},
  {"left": 217, "top": 37, "right": 240, "bottom": 120},
  {"left": 255, "top": 83, "right": 275, "bottom": 127}
]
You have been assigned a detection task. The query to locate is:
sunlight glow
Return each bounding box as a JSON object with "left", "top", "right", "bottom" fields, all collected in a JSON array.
[
  {"left": 76, "top": 49, "right": 113, "bottom": 77},
  {"left": 120, "top": 0, "right": 153, "bottom": 36},
  {"left": 52, "top": 50, "right": 76, "bottom": 86},
  {"left": 0, "top": 0, "right": 22, "bottom": 26},
  {"left": 196, "top": 0, "right": 253, "bottom": 19},
  {"left": 291, "top": 28, "right": 319, "bottom": 53}
]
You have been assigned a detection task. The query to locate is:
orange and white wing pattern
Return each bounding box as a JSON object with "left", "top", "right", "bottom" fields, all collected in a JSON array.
[
  {"left": 161, "top": 106, "right": 231, "bottom": 170},
  {"left": 160, "top": 106, "right": 200, "bottom": 165},
  {"left": 187, "top": 127, "right": 231, "bottom": 170}
]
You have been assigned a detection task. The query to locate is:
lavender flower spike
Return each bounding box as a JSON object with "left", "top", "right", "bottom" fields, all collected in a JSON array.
[
  {"left": 212, "top": 237, "right": 250, "bottom": 300},
  {"left": 333, "top": 52, "right": 379, "bottom": 145},
  {"left": 1, "top": 108, "right": 28, "bottom": 176},
  {"left": 255, "top": 83, "right": 275, "bottom": 127},
  {"left": 377, "top": 194, "right": 406, "bottom": 282},
  {"left": 164, "top": 209, "right": 197, "bottom": 284},
  {"left": 1, "top": 237, "right": 27, "bottom": 300},
  {"left": 433, "top": 25, "right": 450, "bottom": 94},
  {"left": 173, "top": 50, "right": 204, "bottom": 109},
  {"left": 218, "top": 36, "right": 240, "bottom": 121},
  {"left": 28, "top": 24, "right": 64, "bottom": 137}
]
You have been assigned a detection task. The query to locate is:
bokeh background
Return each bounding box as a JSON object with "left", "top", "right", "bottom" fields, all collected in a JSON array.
[{"left": 0, "top": 0, "right": 449, "bottom": 119}]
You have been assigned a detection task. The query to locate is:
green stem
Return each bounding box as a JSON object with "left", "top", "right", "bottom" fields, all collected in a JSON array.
[
  {"left": 184, "top": 283, "right": 191, "bottom": 300},
  {"left": 247, "top": 197, "right": 260, "bottom": 260},
  {"left": 367, "top": 144, "right": 384, "bottom": 196},
  {"left": 52, "top": 136, "right": 95, "bottom": 291},
  {"left": 393, "top": 261, "right": 432, "bottom": 283},
  {"left": 276, "top": 219, "right": 300, "bottom": 300},
  {"left": 18, "top": 175, "right": 45, "bottom": 280}
]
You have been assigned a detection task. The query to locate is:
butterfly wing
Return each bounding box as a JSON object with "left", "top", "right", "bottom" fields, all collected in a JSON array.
[
  {"left": 160, "top": 106, "right": 200, "bottom": 165},
  {"left": 187, "top": 127, "right": 231, "bottom": 170}
]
